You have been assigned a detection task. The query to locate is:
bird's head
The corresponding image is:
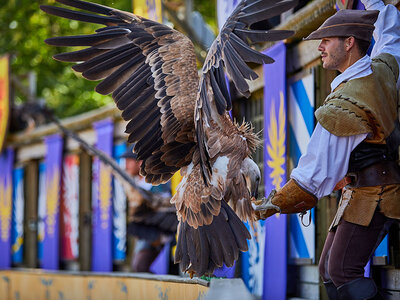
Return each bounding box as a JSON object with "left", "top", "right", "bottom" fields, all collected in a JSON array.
[{"left": 241, "top": 157, "right": 261, "bottom": 200}]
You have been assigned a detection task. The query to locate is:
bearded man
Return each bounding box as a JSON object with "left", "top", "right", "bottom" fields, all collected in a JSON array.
[{"left": 254, "top": 0, "right": 400, "bottom": 299}]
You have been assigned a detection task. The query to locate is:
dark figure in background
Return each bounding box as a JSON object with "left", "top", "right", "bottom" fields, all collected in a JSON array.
[
  {"left": 9, "top": 101, "right": 51, "bottom": 133},
  {"left": 254, "top": 1, "right": 400, "bottom": 299},
  {"left": 120, "top": 145, "right": 177, "bottom": 273}
]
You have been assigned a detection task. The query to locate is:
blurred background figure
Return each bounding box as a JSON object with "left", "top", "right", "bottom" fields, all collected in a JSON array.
[{"left": 119, "top": 144, "right": 177, "bottom": 273}]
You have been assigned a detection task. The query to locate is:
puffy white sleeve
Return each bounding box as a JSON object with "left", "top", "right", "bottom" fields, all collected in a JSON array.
[
  {"left": 363, "top": 0, "right": 400, "bottom": 87},
  {"left": 290, "top": 123, "right": 367, "bottom": 199}
]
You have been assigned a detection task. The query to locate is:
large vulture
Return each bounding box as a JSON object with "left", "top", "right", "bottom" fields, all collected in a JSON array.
[{"left": 40, "top": 0, "right": 295, "bottom": 277}]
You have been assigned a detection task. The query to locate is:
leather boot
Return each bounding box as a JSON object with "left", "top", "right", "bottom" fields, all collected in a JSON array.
[
  {"left": 337, "top": 277, "right": 384, "bottom": 300},
  {"left": 324, "top": 281, "right": 340, "bottom": 300}
]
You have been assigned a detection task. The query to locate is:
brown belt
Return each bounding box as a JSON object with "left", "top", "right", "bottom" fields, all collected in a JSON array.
[
  {"left": 334, "top": 176, "right": 352, "bottom": 191},
  {"left": 337, "top": 160, "right": 400, "bottom": 189}
]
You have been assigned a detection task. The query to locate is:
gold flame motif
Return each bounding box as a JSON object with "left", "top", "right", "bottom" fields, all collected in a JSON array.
[
  {"left": 46, "top": 171, "right": 60, "bottom": 236},
  {"left": 266, "top": 92, "right": 286, "bottom": 190},
  {"left": 0, "top": 180, "right": 12, "bottom": 241},
  {"left": 12, "top": 236, "right": 23, "bottom": 253},
  {"left": 99, "top": 164, "right": 112, "bottom": 229}
]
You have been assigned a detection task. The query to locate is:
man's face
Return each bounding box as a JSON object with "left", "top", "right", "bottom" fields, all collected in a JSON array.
[
  {"left": 125, "top": 158, "right": 142, "bottom": 176},
  {"left": 318, "top": 37, "right": 347, "bottom": 71}
]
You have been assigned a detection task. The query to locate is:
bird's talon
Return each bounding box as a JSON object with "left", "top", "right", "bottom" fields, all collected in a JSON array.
[{"left": 252, "top": 190, "right": 281, "bottom": 212}]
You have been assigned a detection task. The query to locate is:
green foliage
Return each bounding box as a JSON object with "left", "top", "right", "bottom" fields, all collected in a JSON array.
[
  {"left": 200, "top": 275, "right": 224, "bottom": 281},
  {"left": 0, "top": 0, "right": 131, "bottom": 118}
]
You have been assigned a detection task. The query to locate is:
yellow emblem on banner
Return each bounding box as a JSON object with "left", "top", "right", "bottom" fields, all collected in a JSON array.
[
  {"left": 0, "top": 55, "right": 9, "bottom": 153},
  {"left": 0, "top": 180, "right": 12, "bottom": 242},
  {"left": 99, "top": 163, "right": 112, "bottom": 229},
  {"left": 133, "top": 0, "right": 162, "bottom": 22},
  {"left": 46, "top": 170, "right": 60, "bottom": 236},
  {"left": 266, "top": 92, "right": 286, "bottom": 190}
]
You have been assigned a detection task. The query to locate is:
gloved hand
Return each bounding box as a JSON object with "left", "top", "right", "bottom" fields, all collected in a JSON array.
[
  {"left": 252, "top": 179, "right": 317, "bottom": 220},
  {"left": 253, "top": 189, "right": 280, "bottom": 220}
]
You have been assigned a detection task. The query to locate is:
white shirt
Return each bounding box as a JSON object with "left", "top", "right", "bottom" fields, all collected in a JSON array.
[{"left": 291, "top": 0, "right": 400, "bottom": 199}]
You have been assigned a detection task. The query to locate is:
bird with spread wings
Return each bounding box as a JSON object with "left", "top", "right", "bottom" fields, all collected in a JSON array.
[{"left": 40, "top": 0, "right": 296, "bottom": 277}]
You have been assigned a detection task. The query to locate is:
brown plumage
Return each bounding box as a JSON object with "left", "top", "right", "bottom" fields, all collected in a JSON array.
[{"left": 41, "top": 0, "right": 296, "bottom": 276}]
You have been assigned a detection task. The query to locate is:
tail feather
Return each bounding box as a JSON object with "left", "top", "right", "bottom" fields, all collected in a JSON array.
[{"left": 175, "top": 200, "right": 250, "bottom": 276}]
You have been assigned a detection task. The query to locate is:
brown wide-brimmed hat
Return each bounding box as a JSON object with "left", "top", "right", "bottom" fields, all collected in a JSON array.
[{"left": 304, "top": 9, "right": 379, "bottom": 41}]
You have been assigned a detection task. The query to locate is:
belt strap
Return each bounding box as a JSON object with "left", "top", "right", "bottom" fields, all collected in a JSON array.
[
  {"left": 334, "top": 176, "right": 352, "bottom": 191},
  {"left": 348, "top": 160, "right": 400, "bottom": 188}
]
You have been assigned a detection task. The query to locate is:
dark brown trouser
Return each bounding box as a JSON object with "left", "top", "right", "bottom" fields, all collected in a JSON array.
[{"left": 319, "top": 209, "right": 394, "bottom": 287}]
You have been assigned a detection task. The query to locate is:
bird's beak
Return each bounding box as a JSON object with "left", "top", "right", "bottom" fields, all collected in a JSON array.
[{"left": 251, "top": 180, "right": 259, "bottom": 199}]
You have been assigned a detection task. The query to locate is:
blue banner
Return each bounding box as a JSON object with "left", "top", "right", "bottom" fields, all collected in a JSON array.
[
  {"left": 0, "top": 147, "right": 14, "bottom": 269},
  {"left": 38, "top": 162, "right": 46, "bottom": 263},
  {"left": 92, "top": 118, "right": 114, "bottom": 272},
  {"left": 241, "top": 221, "right": 266, "bottom": 296},
  {"left": 11, "top": 167, "right": 24, "bottom": 265},
  {"left": 263, "top": 42, "right": 288, "bottom": 300},
  {"left": 42, "top": 134, "right": 63, "bottom": 270},
  {"left": 112, "top": 142, "right": 127, "bottom": 262},
  {"left": 288, "top": 72, "right": 316, "bottom": 263}
]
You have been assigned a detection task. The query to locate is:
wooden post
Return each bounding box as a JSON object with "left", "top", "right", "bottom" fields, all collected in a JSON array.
[
  {"left": 315, "top": 65, "right": 339, "bottom": 300},
  {"left": 24, "top": 160, "right": 39, "bottom": 268},
  {"left": 79, "top": 151, "right": 92, "bottom": 271}
]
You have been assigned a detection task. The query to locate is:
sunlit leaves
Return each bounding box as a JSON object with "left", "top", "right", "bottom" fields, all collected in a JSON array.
[{"left": 0, "top": 0, "right": 129, "bottom": 118}]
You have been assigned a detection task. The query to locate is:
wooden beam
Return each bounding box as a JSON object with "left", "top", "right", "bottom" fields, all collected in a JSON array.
[
  {"left": 24, "top": 160, "right": 39, "bottom": 268},
  {"left": 6, "top": 103, "right": 122, "bottom": 148},
  {"left": 78, "top": 151, "right": 92, "bottom": 271}
]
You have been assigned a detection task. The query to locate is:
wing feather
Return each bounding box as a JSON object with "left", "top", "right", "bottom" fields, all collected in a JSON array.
[
  {"left": 195, "top": 0, "right": 296, "bottom": 184},
  {"left": 72, "top": 43, "right": 137, "bottom": 73},
  {"left": 238, "top": 0, "right": 297, "bottom": 25},
  {"left": 41, "top": 0, "right": 198, "bottom": 185},
  {"left": 40, "top": 4, "right": 120, "bottom": 25},
  {"left": 229, "top": 33, "right": 273, "bottom": 64},
  {"left": 53, "top": 47, "right": 107, "bottom": 62},
  {"left": 234, "top": 28, "right": 294, "bottom": 44}
]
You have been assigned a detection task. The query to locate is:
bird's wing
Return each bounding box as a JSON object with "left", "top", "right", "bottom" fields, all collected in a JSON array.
[
  {"left": 195, "top": 0, "right": 296, "bottom": 184},
  {"left": 40, "top": 0, "right": 199, "bottom": 185},
  {"left": 173, "top": 0, "right": 297, "bottom": 229},
  {"left": 173, "top": 0, "right": 296, "bottom": 276}
]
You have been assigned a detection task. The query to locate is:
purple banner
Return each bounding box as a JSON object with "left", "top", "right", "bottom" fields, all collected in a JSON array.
[
  {"left": 0, "top": 147, "right": 14, "bottom": 269},
  {"left": 214, "top": 262, "right": 236, "bottom": 278},
  {"left": 149, "top": 243, "right": 170, "bottom": 275},
  {"left": 92, "top": 118, "right": 114, "bottom": 272},
  {"left": 263, "top": 42, "right": 288, "bottom": 300},
  {"left": 42, "top": 134, "right": 63, "bottom": 270}
]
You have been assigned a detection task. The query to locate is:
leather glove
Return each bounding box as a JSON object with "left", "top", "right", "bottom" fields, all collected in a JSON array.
[{"left": 253, "top": 179, "right": 317, "bottom": 220}]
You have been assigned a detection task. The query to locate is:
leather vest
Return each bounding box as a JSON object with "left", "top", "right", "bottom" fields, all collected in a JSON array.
[{"left": 318, "top": 53, "right": 400, "bottom": 227}]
